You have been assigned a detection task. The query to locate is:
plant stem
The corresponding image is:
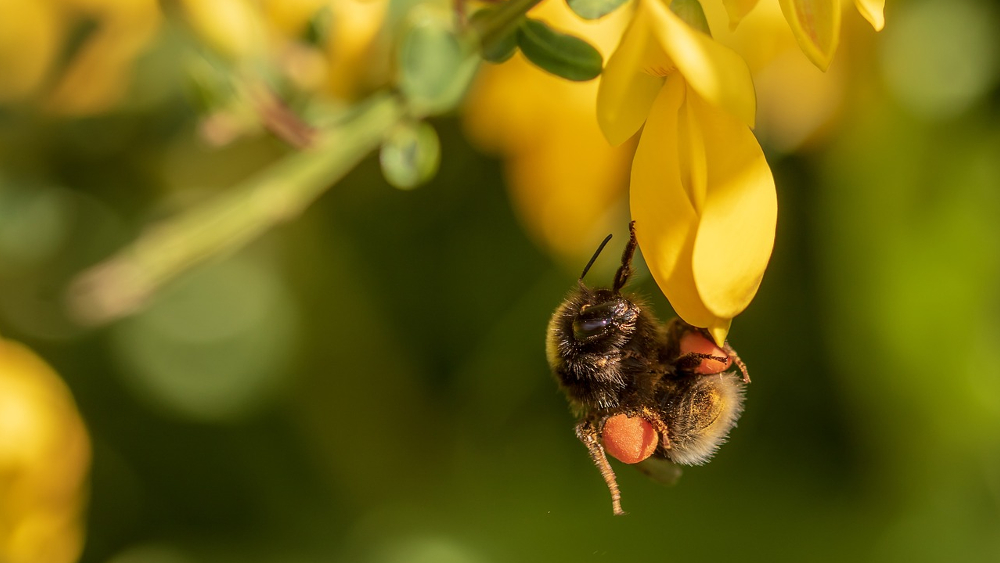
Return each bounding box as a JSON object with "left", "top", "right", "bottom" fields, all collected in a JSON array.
[
  {"left": 66, "top": 0, "right": 548, "bottom": 326},
  {"left": 68, "top": 91, "right": 406, "bottom": 326}
]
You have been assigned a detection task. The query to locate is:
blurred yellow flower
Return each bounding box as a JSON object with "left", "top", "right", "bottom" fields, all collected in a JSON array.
[
  {"left": 704, "top": 0, "right": 849, "bottom": 152},
  {"left": 47, "top": 0, "right": 162, "bottom": 115},
  {"left": 778, "top": 0, "right": 885, "bottom": 71},
  {"left": 0, "top": 0, "right": 161, "bottom": 115},
  {"left": 179, "top": 0, "right": 390, "bottom": 146},
  {"left": 0, "top": 0, "right": 161, "bottom": 113},
  {"left": 180, "top": 0, "right": 264, "bottom": 60},
  {"left": 181, "top": 0, "right": 390, "bottom": 101},
  {"left": 0, "top": 0, "right": 61, "bottom": 104},
  {"left": 0, "top": 337, "right": 90, "bottom": 563},
  {"left": 311, "top": 0, "right": 391, "bottom": 100},
  {"left": 464, "top": 1, "right": 635, "bottom": 262},
  {"left": 597, "top": 0, "right": 776, "bottom": 344}
]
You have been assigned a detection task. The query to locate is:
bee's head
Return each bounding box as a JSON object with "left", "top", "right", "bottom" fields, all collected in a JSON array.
[
  {"left": 570, "top": 287, "right": 640, "bottom": 343},
  {"left": 559, "top": 223, "right": 643, "bottom": 347},
  {"left": 546, "top": 223, "right": 644, "bottom": 372},
  {"left": 545, "top": 284, "right": 642, "bottom": 379}
]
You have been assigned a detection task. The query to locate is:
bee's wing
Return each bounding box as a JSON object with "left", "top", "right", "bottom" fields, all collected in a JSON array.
[{"left": 635, "top": 456, "right": 683, "bottom": 486}]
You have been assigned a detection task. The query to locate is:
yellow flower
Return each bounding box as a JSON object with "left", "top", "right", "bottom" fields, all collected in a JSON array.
[
  {"left": 597, "top": 0, "right": 776, "bottom": 344},
  {"left": 181, "top": 0, "right": 390, "bottom": 101},
  {"left": 47, "top": 0, "right": 162, "bottom": 115},
  {"left": 777, "top": 0, "right": 885, "bottom": 71},
  {"left": 705, "top": 0, "right": 850, "bottom": 151},
  {"left": 0, "top": 0, "right": 61, "bottom": 104},
  {"left": 179, "top": 0, "right": 264, "bottom": 60},
  {"left": 0, "top": 337, "right": 90, "bottom": 563},
  {"left": 0, "top": 0, "right": 161, "bottom": 113}
]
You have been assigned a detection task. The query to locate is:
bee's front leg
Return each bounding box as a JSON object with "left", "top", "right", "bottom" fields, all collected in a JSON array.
[{"left": 724, "top": 342, "right": 751, "bottom": 383}]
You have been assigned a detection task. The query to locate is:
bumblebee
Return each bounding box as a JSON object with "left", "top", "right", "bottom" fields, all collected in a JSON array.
[{"left": 546, "top": 222, "right": 749, "bottom": 515}]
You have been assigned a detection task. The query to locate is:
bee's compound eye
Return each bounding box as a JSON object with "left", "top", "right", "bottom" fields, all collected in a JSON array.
[
  {"left": 572, "top": 302, "right": 619, "bottom": 340},
  {"left": 602, "top": 414, "right": 658, "bottom": 464},
  {"left": 573, "top": 317, "right": 609, "bottom": 339},
  {"left": 679, "top": 331, "right": 732, "bottom": 374}
]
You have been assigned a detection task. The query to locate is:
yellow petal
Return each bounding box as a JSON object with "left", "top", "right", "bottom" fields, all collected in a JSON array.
[
  {"left": 677, "top": 89, "right": 708, "bottom": 213},
  {"left": 630, "top": 78, "right": 727, "bottom": 330},
  {"left": 854, "top": 0, "right": 885, "bottom": 32},
  {"left": 685, "top": 85, "right": 777, "bottom": 319},
  {"left": 722, "top": 0, "right": 761, "bottom": 30},
  {"left": 645, "top": 0, "right": 757, "bottom": 128},
  {"left": 596, "top": 8, "right": 664, "bottom": 146},
  {"left": 630, "top": 77, "right": 690, "bottom": 276},
  {"left": 778, "top": 0, "right": 841, "bottom": 71},
  {"left": 707, "top": 318, "right": 733, "bottom": 348}
]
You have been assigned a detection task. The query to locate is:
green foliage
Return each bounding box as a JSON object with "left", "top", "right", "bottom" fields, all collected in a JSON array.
[
  {"left": 183, "top": 56, "right": 236, "bottom": 114},
  {"left": 471, "top": 8, "right": 520, "bottom": 63},
  {"left": 379, "top": 119, "right": 441, "bottom": 189},
  {"left": 565, "top": 0, "right": 630, "bottom": 20},
  {"left": 516, "top": 18, "right": 603, "bottom": 81},
  {"left": 397, "top": 8, "right": 479, "bottom": 116}
]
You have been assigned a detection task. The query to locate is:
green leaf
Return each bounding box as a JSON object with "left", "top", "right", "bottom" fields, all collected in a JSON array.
[
  {"left": 397, "top": 6, "right": 480, "bottom": 116},
  {"left": 470, "top": 8, "right": 519, "bottom": 64},
  {"left": 671, "top": 0, "right": 712, "bottom": 35},
  {"left": 516, "top": 18, "right": 603, "bottom": 81},
  {"left": 380, "top": 120, "right": 441, "bottom": 190},
  {"left": 566, "top": 0, "right": 630, "bottom": 20}
]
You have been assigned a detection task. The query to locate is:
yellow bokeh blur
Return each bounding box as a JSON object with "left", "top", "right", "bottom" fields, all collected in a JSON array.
[
  {"left": 0, "top": 0, "right": 161, "bottom": 114},
  {"left": 180, "top": 0, "right": 390, "bottom": 101},
  {"left": 0, "top": 0, "right": 390, "bottom": 117},
  {"left": 0, "top": 337, "right": 90, "bottom": 563},
  {"left": 0, "top": 0, "right": 62, "bottom": 104},
  {"left": 464, "top": 0, "right": 635, "bottom": 264}
]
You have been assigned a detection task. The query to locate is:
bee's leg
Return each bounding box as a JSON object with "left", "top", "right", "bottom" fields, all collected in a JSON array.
[
  {"left": 612, "top": 220, "right": 639, "bottom": 292},
  {"left": 674, "top": 351, "right": 730, "bottom": 372},
  {"left": 575, "top": 419, "right": 625, "bottom": 516},
  {"left": 665, "top": 318, "right": 728, "bottom": 372},
  {"left": 724, "top": 342, "right": 750, "bottom": 383},
  {"left": 634, "top": 407, "right": 672, "bottom": 451}
]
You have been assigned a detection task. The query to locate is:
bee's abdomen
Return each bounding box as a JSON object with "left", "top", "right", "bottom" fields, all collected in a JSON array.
[{"left": 660, "top": 372, "right": 746, "bottom": 466}]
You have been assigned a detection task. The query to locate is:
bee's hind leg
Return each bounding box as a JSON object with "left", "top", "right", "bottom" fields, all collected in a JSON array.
[
  {"left": 634, "top": 407, "right": 672, "bottom": 452},
  {"left": 575, "top": 419, "right": 625, "bottom": 516}
]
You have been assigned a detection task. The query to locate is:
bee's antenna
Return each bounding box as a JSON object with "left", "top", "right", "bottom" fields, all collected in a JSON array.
[
  {"left": 612, "top": 221, "right": 638, "bottom": 293},
  {"left": 580, "top": 233, "right": 614, "bottom": 281}
]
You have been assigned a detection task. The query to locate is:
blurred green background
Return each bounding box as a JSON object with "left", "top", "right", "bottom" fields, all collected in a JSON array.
[{"left": 2, "top": 0, "right": 999, "bottom": 562}]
